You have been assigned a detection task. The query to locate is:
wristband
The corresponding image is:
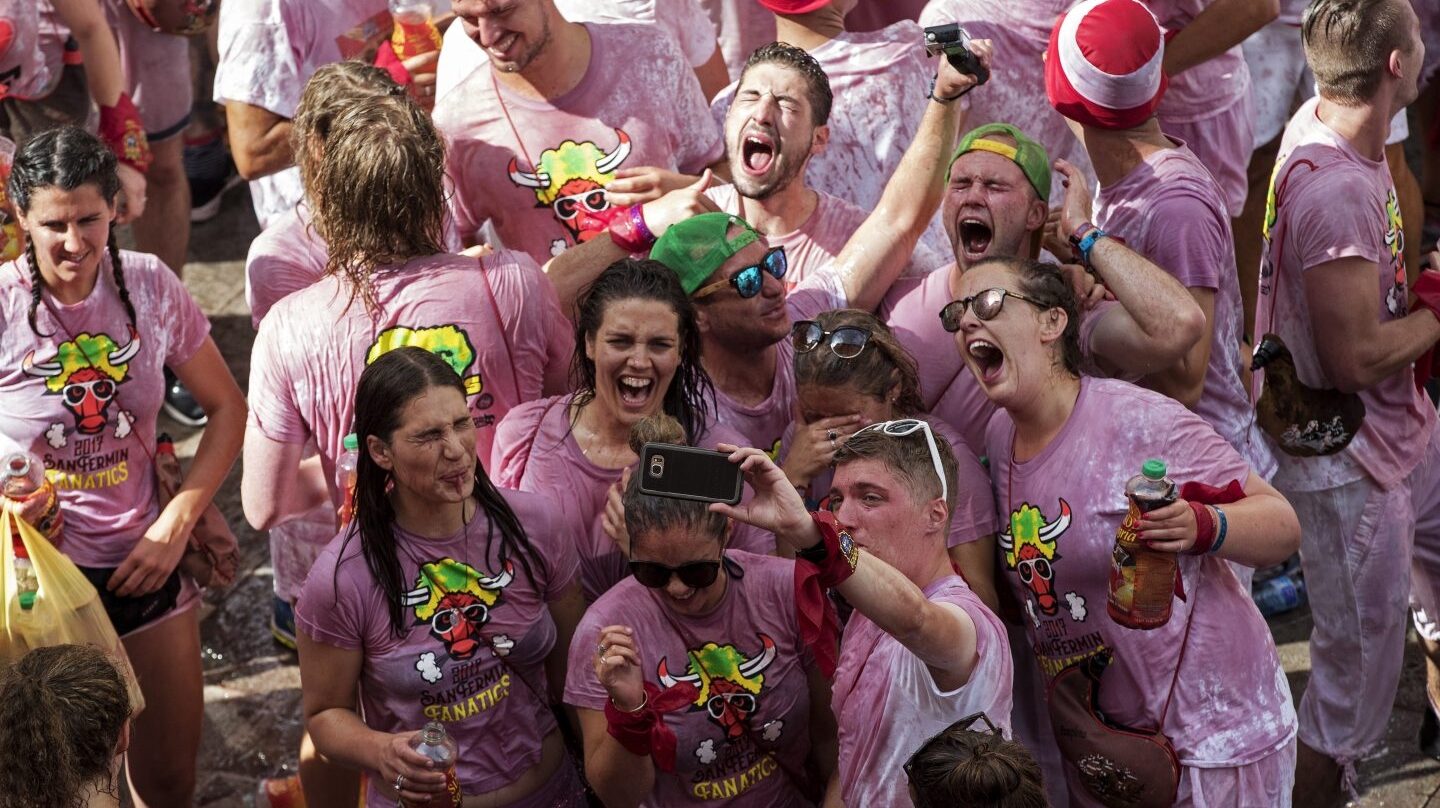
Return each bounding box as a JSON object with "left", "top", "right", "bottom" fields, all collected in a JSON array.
[
  {"left": 1184, "top": 502, "right": 1216, "bottom": 555},
  {"left": 98, "top": 94, "right": 151, "bottom": 174},
  {"left": 926, "top": 76, "right": 971, "bottom": 104},
  {"left": 603, "top": 680, "right": 698, "bottom": 772},
  {"left": 793, "top": 558, "right": 840, "bottom": 678},
  {"left": 608, "top": 204, "right": 656, "bottom": 253},
  {"left": 373, "top": 40, "right": 414, "bottom": 86},
  {"left": 1210, "top": 506, "right": 1228, "bottom": 555},
  {"left": 1071, "top": 223, "right": 1107, "bottom": 268},
  {"left": 1412, "top": 270, "right": 1440, "bottom": 325},
  {"left": 796, "top": 511, "right": 860, "bottom": 588}
]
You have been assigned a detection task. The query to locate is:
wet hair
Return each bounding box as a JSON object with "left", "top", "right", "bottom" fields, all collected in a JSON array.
[
  {"left": 1303, "top": 0, "right": 1414, "bottom": 103},
  {"left": 309, "top": 92, "right": 447, "bottom": 314},
  {"left": 294, "top": 61, "right": 401, "bottom": 189},
  {"left": 8, "top": 126, "right": 132, "bottom": 336},
  {"left": 344, "top": 347, "right": 541, "bottom": 637},
  {"left": 907, "top": 719, "right": 1049, "bottom": 808},
  {"left": 972, "top": 256, "right": 1081, "bottom": 377},
  {"left": 0, "top": 644, "right": 131, "bottom": 808},
  {"left": 739, "top": 41, "right": 834, "bottom": 127},
  {"left": 794, "top": 309, "right": 926, "bottom": 416},
  {"left": 835, "top": 424, "right": 959, "bottom": 518},
  {"left": 622, "top": 415, "right": 729, "bottom": 551},
  {"left": 571, "top": 258, "right": 716, "bottom": 445}
]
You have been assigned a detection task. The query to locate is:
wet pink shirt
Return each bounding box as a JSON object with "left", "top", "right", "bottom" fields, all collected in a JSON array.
[
  {"left": 987, "top": 377, "right": 1296, "bottom": 767},
  {"left": 832, "top": 575, "right": 1012, "bottom": 808},
  {"left": 248, "top": 250, "right": 572, "bottom": 500},
  {"left": 0, "top": 1, "right": 54, "bottom": 101},
  {"left": 1144, "top": 0, "right": 1251, "bottom": 126},
  {"left": 694, "top": 0, "right": 775, "bottom": 80},
  {"left": 564, "top": 551, "right": 819, "bottom": 807},
  {"left": 490, "top": 394, "right": 774, "bottom": 602},
  {"left": 434, "top": 22, "right": 723, "bottom": 263},
  {"left": 296, "top": 488, "right": 578, "bottom": 806},
  {"left": 879, "top": 265, "right": 997, "bottom": 453},
  {"left": 1256, "top": 97, "right": 1436, "bottom": 491},
  {"left": 1094, "top": 144, "right": 1277, "bottom": 478},
  {"left": 0, "top": 252, "right": 210, "bottom": 567}
]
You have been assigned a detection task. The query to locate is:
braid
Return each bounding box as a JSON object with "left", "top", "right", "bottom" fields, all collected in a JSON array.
[
  {"left": 24, "top": 239, "right": 50, "bottom": 337},
  {"left": 105, "top": 233, "right": 136, "bottom": 330}
]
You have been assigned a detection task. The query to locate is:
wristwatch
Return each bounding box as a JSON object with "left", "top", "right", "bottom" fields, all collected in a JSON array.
[
  {"left": 797, "top": 511, "right": 860, "bottom": 572},
  {"left": 1069, "top": 222, "right": 1108, "bottom": 269}
]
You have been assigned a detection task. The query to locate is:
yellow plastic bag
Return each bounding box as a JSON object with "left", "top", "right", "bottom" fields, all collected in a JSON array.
[{"left": 0, "top": 505, "right": 145, "bottom": 714}]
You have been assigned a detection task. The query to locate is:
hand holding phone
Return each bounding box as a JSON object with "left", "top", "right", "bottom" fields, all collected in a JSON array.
[{"left": 638, "top": 443, "right": 743, "bottom": 505}]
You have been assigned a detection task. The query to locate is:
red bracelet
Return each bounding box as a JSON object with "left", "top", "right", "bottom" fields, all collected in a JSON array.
[
  {"left": 99, "top": 93, "right": 151, "bottom": 174},
  {"left": 793, "top": 559, "right": 840, "bottom": 678},
  {"left": 1413, "top": 270, "right": 1440, "bottom": 325},
  {"left": 800, "top": 511, "right": 861, "bottom": 588},
  {"left": 608, "top": 205, "right": 656, "bottom": 253},
  {"left": 1185, "top": 501, "right": 1216, "bottom": 555},
  {"left": 603, "top": 680, "right": 697, "bottom": 772}
]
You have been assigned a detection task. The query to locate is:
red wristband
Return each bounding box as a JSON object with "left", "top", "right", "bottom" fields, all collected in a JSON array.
[
  {"left": 805, "top": 511, "right": 861, "bottom": 588},
  {"left": 603, "top": 680, "right": 698, "bottom": 772},
  {"left": 1413, "top": 270, "right": 1440, "bottom": 325},
  {"left": 99, "top": 93, "right": 151, "bottom": 174},
  {"left": 1185, "top": 501, "right": 1215, "bottom": 555},
  {"left": 793, "top": 559, "right": 840, "bottom": 678},
  {"left": 373, "top": 40, "right": 414, "bottom": 86},
  {"left": 608, "top": 205, "right": 656, "bottom": 253}
]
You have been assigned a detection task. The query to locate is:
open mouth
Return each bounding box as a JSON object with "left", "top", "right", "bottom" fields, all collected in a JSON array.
[
  {"left": 486, "top": 31, "right": 519, "bottom": 59},
  {"left": 741, "top": 133, "right": 776, "bottom": 176},
  {"left": 617, "top": 375, "right": 656, "bottom": 409},
  {"left": 959, "top": 219, "right": 993, "bottom": 259},
  {"left": 967, "top": 338, "right": 1006, "bottom": 385}
]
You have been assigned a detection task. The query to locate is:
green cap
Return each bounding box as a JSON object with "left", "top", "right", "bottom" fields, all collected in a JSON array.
[
  {"left": 18, "top": 590, "right": 35, "bottom": 610},
  {"left": 343, "top": 433, "right": 359, "bottom": 452},
  {"left": 950, "top": 123, "right": 1051, "bottom": 202},
  {"left": 650, "top": 213, "right": 761, "bottom": 296},
  {"left": 1142, "top": 459, "right": 1167, "bottom": 480}
]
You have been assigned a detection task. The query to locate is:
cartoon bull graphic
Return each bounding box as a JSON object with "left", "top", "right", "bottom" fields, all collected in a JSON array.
[
  {"left": 508, "top": 129, "right": 632, "bottom": 250},
  {"left": 23, "top": 328, "right": 140, "bottom": 436},
  {"left": 1000, "top": 499, "right": 1072, "bottom": 617},
  {"left": 403, "top": 558, "right": 514, "bottom": 661},
  {"left": 658, "top": 634, "right": 776, "bottom": 740},
  {"left": 366, "top": 324, "right": 483, "bottom": 396}
]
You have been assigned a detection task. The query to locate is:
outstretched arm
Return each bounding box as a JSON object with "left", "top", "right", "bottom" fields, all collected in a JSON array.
[{"left": 1162, "top": 0, "right": 1279, "bottom": 77}]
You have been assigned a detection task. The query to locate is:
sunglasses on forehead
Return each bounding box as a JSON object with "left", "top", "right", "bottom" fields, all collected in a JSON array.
[
  {"left": 853, "top": 419, "right": 948, "bottom": 502},
  {"left": 694, "top": 246, "right": 788, "bottom": 299},
  {"left": 628, "top": 559, "right": 722, "bottom": 589},
  {"left": 791, "top": 321, "right": 870, "bottom": 358},
  {"left": 938, "top": 287, "right": 1048, "bottom": 333}
]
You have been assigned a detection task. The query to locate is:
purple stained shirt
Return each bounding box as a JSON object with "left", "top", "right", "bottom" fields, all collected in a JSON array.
[
  {"left": 879, "top": 265, "right": 997, "bottom": 453},
  {"left": 832, "top": 575, "right": 1012, "bottom": 808},
  {"left": 564, "top": 551, "right": 819, "bottom": 807},
  {"left": 434, "top": 22, "right": 723, "bottom": 263},
  {"left": 986, "top": 377, "right": 1296, "bottom": 768},
  {"left": 0, "top": 252, "right": 210, "bottom": 567},
  {"left": 1142, "top": 0, "right": 1252, "bottom": 127},
  {"left": 1094, "top": 143, "right": 1277, "bottom": 479},
  {"left": 1256, "top": 97, "right": 1437, "bottom": 491},
  {"left": 247, "top": 250, "right": 573, "bottom": 502},
  {"left": 295, "top": 488, "right": 577, "bottom": 806},
  {"left": 694, "top": 0, "right": 775, "bottom": 81},
  {"left": 490, "top": 394, "right": 775, "bottom": 602}
]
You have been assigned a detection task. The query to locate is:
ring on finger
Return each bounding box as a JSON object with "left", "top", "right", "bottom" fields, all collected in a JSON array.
[
  {"left": 395, "top": 773, "right": 405, "bottom": 792},
  {"left": 596, "top": 642, "right": 608, "bottom": 657}
]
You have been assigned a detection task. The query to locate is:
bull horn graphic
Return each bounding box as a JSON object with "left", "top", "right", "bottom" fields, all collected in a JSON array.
[
  {"left": 1038, "top": 500, "right": 1072, "bottom": 541},
  {"left": 737, "top": 634, "right": 776, "bottom": 679},
  {"left": 507, "top": 157, "right": 551, "bottom": 189},
  {"left": 477, "top": 560, "right": 513, "bottom": 591},
  {"left": 658, "top": 656, "right": 702, "bottom": 688},
  {"left": 594, "top": 129, "right": 632, "bottom": 174},
  {"left": 107, "top": 326, "right": 140, "bottom": 366},
  {"left": 21, "top": 350, "right": 62, "bottom": 378}
]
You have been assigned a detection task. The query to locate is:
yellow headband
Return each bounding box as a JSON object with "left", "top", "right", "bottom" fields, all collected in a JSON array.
[{"left": 967, "top": 139, "right": 1019, "bottom": 161}]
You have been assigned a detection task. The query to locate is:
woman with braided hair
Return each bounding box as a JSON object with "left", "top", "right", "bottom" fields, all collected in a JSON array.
[{"left": 0, "top": 125, "right": 246, "bottom": 805}]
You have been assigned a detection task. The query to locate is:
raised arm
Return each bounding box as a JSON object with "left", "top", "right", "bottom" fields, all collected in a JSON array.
[
  {"left": 1304, "top": 261, "right": 1440, "bottom": 392},
  {"left": 579, "top": 624, "right": 657, "bottom": 808},
  {"left": 1162, "top": 0, "right": 1279, "bottom": 77}
]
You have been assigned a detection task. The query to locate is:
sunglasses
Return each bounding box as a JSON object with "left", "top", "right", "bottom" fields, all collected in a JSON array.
[
  {"left": 903, "top": 711, "right": 1001, "bottom": 782},
  {"left": 629, "top": 559, "right": 722, "bottom": 589},
  {"left": 854, "top": 419, "right": 949, "bottom": 502},
  {"left": 791, "top": 321, "right": 871, "bottom": 358},
  {"left": 694, "top": 247, "right": 788, "bottom": 299},
  {"left": 938, "top": 287, "right": 1048, "bottom": 333}
]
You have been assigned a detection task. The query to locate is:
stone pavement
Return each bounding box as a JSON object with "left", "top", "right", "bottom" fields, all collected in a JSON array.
[{"left": 162, "top": 186, "right": 1440, "bottom": 806}]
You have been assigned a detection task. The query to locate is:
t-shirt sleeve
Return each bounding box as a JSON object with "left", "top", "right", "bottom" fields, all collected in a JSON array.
[
  {"left": 149, "top": 258, "right": 211, "bottom": 367},
  {"left": 295, "top": 542, "right": 367, "bottom": 650},
  {"left": 245, "top": 234, "right": 324, "bottom": 329},
  {"left": 489, "top": 400, "right": 549, "bottom": 488},
  {"left": 786, "top": 270, "right": 849, "bottom": 321},
  {"left": 1288, "top": 163, "right": 1386, "bottom": 272},
  {"left": 654, "top": 0, "right": 721, "bottom": 68},
  {"left": 247, "top": 307, "right": 309, "bottom": 444},
  {"left": 1162, "top": 405, "right": 1253, "bottom": 491},
  {"left": 1140, "top": 193, "right": 1228, "bottom": 291},
  {"left": 563, "top": 605, "right": 614, "bottom": 710},
  {"left": 214, "top": 15, "right": 304, "bottom": 117},
  {"left": 663, "top": 36, "right": 724, "bottom": 173}
]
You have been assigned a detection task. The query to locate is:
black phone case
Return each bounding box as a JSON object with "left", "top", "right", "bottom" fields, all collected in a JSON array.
[{"left": 638, "top": 443, "right": 743, "bottom": 505}]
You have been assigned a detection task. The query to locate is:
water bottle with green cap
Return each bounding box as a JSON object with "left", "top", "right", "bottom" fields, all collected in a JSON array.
[{"left": 1108, "top": 458, "right": 1179, "bottom": 630}]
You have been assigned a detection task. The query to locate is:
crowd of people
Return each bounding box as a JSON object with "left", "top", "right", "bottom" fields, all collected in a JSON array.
[{"left": 0, "top": 0, "right": 1437, "bottom": 806}]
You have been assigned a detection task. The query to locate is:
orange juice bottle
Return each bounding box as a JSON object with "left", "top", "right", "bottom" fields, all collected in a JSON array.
[{"left": 1106, "top": 459, "right": 1178, "bottom": 630}]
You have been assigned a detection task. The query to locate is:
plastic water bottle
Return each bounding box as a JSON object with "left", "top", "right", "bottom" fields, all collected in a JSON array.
[
  {"left": 336, "top": 434, "right": 360, "bottom": 529},
  {"left": 1253, "top": 570, "right": 1307, "bottom": 618},
  {"left": 402, "top": 721, "right": 462, "bottom": 807},
  {"left": 390, "top": 0, "right": 442, "bottom": 61},
  {"left": 1107, "top": 459, "right": 1179, "bottom": 630},
  {"left": 3, "top": 452, "right": 62, "bottom": 610}
]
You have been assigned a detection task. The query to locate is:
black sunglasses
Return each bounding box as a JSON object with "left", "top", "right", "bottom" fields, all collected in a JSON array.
[
  {"left": 629, "top": 559, "right": 723, "bottom": 589},
  {"left": 694, "top": 246, "right": 788, "bottom": 299},
  {"left": 939, "top": 288, "right": 1048, "bottom": 333},
  {"left": 791, "top": 321, "right": 871, "bottom": 358}
]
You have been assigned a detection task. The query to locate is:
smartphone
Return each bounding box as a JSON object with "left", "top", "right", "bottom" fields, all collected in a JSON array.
[{"left": 638, "top": 443, "right": 743, "bottom": 505}]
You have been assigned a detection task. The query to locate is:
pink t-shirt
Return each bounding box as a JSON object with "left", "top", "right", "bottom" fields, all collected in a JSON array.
[
  {"left": 0, "top": 252, "right": 210, "bottom": 567},
  {"left": 712, "top": 21, "right": 948, "bottom": 255},
  {"left": 434, "top": 22, "right": 723, "bottom": 263},
  {"left": 832, "top": 575, "right": 1012, "bottom": 808},
  {"left": 879, "top": 265, "right": 997, "bottom": 453},
  {"left": 779, "top": 415, "right": 996, "bottom": 548},
  {"left": 1094, "top": 144, "right": 1277, "bottom": 478},
  {"left": 244, "top": 205, "right": 328, "bottom": 328},
  {"left": 1256, "top": 97, "right": 1437, "bottom": 491},
  {"left": 490, "top": 394, "right": 774, "bottom": 602},
  {"left": 564, "top": 551, "right": 818, "bottom": 807},
  {"left": 1144, "top": 0, "right": 1251, "bottom": 126},
  {"left": 247, "top": 250, "right": 572, "bottom": 498},
  {"left": 694, "top": 0, "right": 775, "bottom": 80},
  {"left": 296, "top": 488, "right": 578, "bottom": 806},
  {"left": 919, "top": 0, "right": 1093, "bottom": 207},
  {"left": 0, "top": 1, "right": 53, "bottom": 101},
  {"left": 214, "top": 0, "right": 390, "bottom": 227},
  {"left": 987, "top": 377, "right": 1296, "bottom": 766}
]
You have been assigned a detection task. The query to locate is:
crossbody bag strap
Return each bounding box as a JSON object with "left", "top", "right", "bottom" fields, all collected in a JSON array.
[
  {"left": 475, "top": 254, "right": 523, "bottom": 405},
  {"left": 1156, "top": 574, "right": 1200, "bottom": 728}
]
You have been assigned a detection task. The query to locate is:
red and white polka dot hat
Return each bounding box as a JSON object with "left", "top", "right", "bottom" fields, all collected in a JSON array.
[{"left": 1045, "top": 0, "right": 1169, "bottom": 130}]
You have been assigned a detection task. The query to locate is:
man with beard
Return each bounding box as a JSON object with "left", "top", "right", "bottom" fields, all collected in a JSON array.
[{"left": 434, "top": 0, "right": 728, "bottom": 263}]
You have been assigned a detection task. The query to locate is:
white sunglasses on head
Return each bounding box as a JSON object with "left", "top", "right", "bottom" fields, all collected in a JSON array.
[{"left": 853, "top": 418, "right": 948, "bottom": 502}]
